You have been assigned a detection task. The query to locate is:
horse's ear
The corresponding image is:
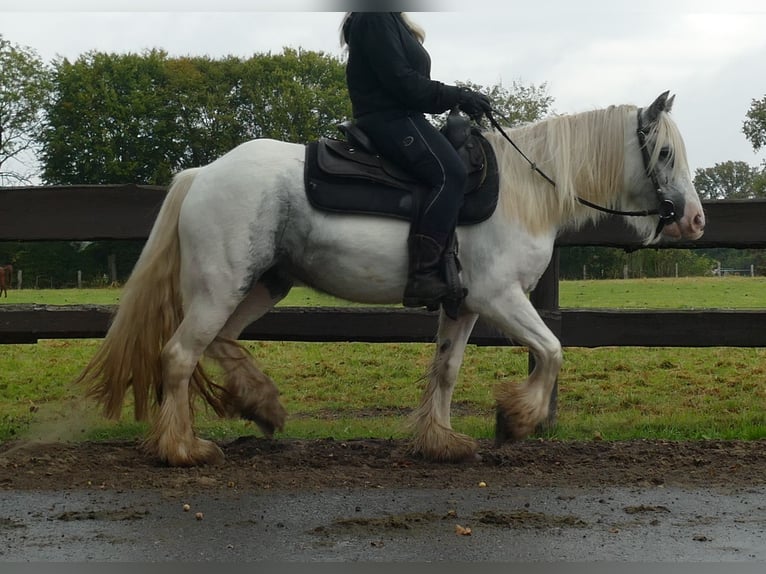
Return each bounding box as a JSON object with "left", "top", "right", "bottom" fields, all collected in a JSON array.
[
  {"left": 645, "top": 90, "right": 671, "bottom": 123},
  {"left": 665, "top": 93, "right": 675, "bottom": 113}
]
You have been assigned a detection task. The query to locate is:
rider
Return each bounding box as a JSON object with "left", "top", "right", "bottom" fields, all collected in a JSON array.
[{"left": 340, "top": 12, "right": 492, "bottom": 311}]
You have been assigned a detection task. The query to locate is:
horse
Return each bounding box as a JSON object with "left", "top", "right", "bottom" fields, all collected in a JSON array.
[
  {"left": 0, "top": 264, "right": 12, "bottom": 297},
  {"left": 76, "top": 91, "right": 705, "bottom": 466}
]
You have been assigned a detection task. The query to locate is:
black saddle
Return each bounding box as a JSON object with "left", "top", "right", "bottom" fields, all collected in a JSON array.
[{"left": 304, "top": 113, "right": 500, "bottom": 226}]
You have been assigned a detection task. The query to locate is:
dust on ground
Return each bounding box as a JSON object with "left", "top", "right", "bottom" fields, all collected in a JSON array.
[{"left": 1, "top": 437, "right": 764, "bottom": 492}]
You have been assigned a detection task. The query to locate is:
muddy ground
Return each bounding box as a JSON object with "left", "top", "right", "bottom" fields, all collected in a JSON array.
[
  {"left": 2, "top": 438, "right": 766, "bottom": 561},
  {"left": 1, "top": 437, "right": 764, "bottom": 491}
]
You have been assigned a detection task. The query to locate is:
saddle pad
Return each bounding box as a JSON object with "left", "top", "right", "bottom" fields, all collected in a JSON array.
[{"left": 304, "top": 135, "right": 499, "bottom": 226}]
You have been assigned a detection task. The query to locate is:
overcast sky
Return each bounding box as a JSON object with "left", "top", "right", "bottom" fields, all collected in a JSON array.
[{"left": 2, "top": 0, "right": 766, "bottom": 175}]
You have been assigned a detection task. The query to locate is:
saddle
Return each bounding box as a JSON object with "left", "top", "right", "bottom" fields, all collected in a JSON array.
[{"left": 304, "top": 113, "right": 500, "bottom": 225}]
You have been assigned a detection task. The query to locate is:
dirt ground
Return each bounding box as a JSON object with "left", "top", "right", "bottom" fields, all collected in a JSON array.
[{"left": 1, "top": 437, "right": 764, "bottom": 492}]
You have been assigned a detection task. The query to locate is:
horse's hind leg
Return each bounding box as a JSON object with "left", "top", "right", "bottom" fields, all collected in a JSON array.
[
  {"left": 150, "top": 298, "right": 239, "bottom": 466},
  {"left": 411, "top": 310, "right": 480, "bottom": 462},
  {"left": 205, "top": 270, "right": 291, "bottom": 436}
]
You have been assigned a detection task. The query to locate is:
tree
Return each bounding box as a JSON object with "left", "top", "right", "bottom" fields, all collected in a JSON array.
[
  {"left": 693, "top": 161, "right": 765, "bottom": 200},
  {"left": 234, "top": 48, "right": 351, "bottom": 143},
  {"left": 41, "top": 50, "right": 181, "bottom": 185},
  {"left": 0, "top": 36, "right": 52, "bottom": 185},
  {"left": 480, "top": 80, "right": 555, "bottom": 126},
  {"left": 742, "top": 96, "right": 766, "bottom": 197},
  {"left": 431, "top": 79, "right": 554, "bottom": 129},
  {"left": 743, "top": 96, "right": 766, "bottom": 154},
  {"left": 39, "top": 48, "right": 351, "bottom": 186},
  {"left": 559, "top": 246, "right": 715, "bottom": 279}
]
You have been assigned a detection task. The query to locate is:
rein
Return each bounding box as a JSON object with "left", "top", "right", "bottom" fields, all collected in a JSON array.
[{"left": 485, "top": 109, "right": 678, "bottom": 237}]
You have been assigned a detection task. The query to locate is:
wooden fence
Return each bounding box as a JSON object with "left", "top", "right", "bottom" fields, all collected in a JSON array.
[{"left": 1, "top": 185, "right": 766, "bottom": 347}]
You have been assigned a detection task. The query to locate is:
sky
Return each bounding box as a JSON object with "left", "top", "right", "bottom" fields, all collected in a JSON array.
[{"left": 2, "top": 0, "right": 766, "bottom": 176}]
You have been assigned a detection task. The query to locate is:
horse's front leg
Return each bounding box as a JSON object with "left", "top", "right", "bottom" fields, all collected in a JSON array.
[
  {"left": 410, "top": 310, "right": 479, "bottom": 462},
  {"left": 488, "top": 287, "right": 563, "bottom": 443}
]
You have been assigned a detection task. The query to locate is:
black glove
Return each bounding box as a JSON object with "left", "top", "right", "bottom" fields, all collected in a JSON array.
[{"left": 457, "top": 87, "right": 492, "bottom": 119}]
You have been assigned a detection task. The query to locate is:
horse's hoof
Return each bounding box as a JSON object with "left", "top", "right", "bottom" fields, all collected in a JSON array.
[
  {"left": 245, "top": 412, "right": 283, "bottom": 438},
  {"left": 200, "top": 441, "right": 226, "bottom": 466},
  {"left": 495, "top": 408, "right": 515, "bottom": 447},
  {"left": 228, "top": 393, "right": 287, "bottom": 438},
  {"left": 409, "top": 423, "right": 478, "bottom": 462},
  {"left": 150, "top": 438, "right": 225, "bottom": 467}
]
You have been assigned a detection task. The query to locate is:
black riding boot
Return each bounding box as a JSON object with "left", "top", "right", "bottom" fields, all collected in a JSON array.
[{"left": 402, "top": 233, "right": 449, "bottom": 310}]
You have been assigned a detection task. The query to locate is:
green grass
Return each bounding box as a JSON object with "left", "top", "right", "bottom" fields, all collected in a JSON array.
[
  {"left": 560, "top": 276, "right": 766, "bottom": 309},
  {"left": 1, "top": 278, "right": 765, "bottom": 443},
  {"left": 4, "top": 276, "right": 766, "bottom": 308}
]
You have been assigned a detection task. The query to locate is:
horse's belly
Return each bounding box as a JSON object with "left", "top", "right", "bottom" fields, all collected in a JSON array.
[{"left": 284, "top": 215, "right": 410, "bottom": 305}]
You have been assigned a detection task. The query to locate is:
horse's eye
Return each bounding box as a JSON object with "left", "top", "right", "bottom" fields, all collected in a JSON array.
[{"left": 658, "top": 146, "right": 672, "bottom": 162}]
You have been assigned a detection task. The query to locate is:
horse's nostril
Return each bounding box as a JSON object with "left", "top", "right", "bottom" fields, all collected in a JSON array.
[{"left": 694, "top": 213, "right": 705, "bottom": 229}]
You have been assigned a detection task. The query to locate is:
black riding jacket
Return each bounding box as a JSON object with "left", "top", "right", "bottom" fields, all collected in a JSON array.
[{"left": 343, "top": 12, "right": 461, "bottom": 118}]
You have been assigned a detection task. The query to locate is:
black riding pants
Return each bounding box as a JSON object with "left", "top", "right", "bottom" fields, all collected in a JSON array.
[{"left": 356, "top": 111, "right": 467, "bottom": 239}]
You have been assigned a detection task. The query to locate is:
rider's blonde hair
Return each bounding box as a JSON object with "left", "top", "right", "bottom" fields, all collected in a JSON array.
[{"left": 339, "top": 12, "right": 425, "bottom": 48}]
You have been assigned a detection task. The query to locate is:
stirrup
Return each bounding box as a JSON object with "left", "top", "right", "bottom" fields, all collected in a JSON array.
[{"left": 402, "top": 287, "right": 446, "bottom": 311}]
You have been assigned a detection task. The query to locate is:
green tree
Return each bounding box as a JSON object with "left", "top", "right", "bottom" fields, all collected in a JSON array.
[
  {"left": 479, "top": 80, "right": 555, "bottom": 126},
  {"left": 742, "top": 96, "right": 766, "bottom": 195},
  {"left": 431, "top": 79, "right": 554, "bottom": 129},
  {"left": 743, "top": 95, "right": 766, "bottom": 154},
  {"left": 693, "top": 161, "right": 765, "bottom": 199},
  {"left": 0, "top": 36, "right": 52, "bottom": 185},
  {"left": 234, "top": 48, "right": 351, "bottom": 143},
  {"left": 39, "top": 48, "right": 351, "bottom": 186},
  {"left": 40, "top": 50, "right": 179, "bottom": 185},
  {"left": 559, "top": 246, "right": 626, "bottom": 279},
  {"left": 161, "top": 55, "right": 253, "bottom": 170},
  {"left": 560, "top": 246, "right": 716, "bottom": 279}
]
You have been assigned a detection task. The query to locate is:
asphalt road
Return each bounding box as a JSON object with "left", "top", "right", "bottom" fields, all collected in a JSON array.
[{"left": 1, "top": 485, "right": 764, "bottom": 561}]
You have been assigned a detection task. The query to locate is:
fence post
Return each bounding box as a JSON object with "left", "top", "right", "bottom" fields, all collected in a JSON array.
[
  {"left": 529, "top": 247, "right": 560, "bottom": 432},
  {"left": 108, "top": 254, "right": 117, "bottom": 284},
  {"left": 77, "top": 270, "right": 82, "bottom": 289},
  {"left": 17, "top": 270, "right": 22, "bottom": 290}
]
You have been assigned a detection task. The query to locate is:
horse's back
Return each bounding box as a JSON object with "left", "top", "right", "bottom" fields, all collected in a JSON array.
[
  {"left": 213, "top": 138, "right": 305, "bottom": 171},
  {"left": 182, "top": 138, "right": 305, "bottom": 208}
]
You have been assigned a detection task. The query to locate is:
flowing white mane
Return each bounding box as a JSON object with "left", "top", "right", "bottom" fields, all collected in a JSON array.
[{"left": 484, "top": 104, "right": 689, "bottom": 236}]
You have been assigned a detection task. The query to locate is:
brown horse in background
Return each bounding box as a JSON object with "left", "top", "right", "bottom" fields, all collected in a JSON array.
[{"left": 0, "top": 264, "right": 12, "bottom": 297}]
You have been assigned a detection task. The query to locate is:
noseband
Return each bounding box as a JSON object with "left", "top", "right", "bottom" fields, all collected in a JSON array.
[{"left": 486, "top": 109, "right": 678, "bottom": 239}]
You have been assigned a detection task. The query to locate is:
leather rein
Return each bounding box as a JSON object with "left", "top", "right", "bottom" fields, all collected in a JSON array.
[{"left": 485, "top": 109, "right": 678, "bottom": 238}]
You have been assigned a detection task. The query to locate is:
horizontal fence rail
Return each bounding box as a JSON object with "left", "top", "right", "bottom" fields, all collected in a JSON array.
[
  {"left": 2, "top": 305, "right": 766, "bottom": 347},
  {"left": 1, "top": 185, "right": 766, "bottom": 347},
  {"left": 3, "top": 185, "right": 766, "bottom": 247}
]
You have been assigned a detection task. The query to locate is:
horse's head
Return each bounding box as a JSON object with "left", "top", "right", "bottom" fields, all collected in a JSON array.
[{"left": 623, "top": 91, "right": 705, "bottom": 243}]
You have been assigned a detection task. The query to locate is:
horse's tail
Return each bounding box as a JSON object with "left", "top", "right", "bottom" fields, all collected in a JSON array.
[{"left": 77, "top": 167, "right": 206, "bottom": 421}]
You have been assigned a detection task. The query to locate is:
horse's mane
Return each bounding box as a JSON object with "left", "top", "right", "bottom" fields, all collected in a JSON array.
[{"left": 484, "top": 104, "right": 688, "bottom": 235}]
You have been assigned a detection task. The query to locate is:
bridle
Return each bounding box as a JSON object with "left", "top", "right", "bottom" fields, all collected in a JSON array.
[{"left": 485, "top": 108, "right": 679, "bottom": 239}]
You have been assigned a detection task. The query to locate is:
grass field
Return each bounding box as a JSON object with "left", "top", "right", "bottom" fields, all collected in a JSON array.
[
  {"left": 1, "top": 277, "right": 765, "bottom": 443},
  {"left": 5, "top": 276, "right": 766, "bottom": 308}
]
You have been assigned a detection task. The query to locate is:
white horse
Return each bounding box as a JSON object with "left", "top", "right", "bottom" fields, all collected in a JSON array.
[{"left": 77, "top": 91, "right": 705, "bottom": 466}]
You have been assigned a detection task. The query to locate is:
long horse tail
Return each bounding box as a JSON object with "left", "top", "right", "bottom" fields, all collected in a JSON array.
[{"left": 78, "top": 167, "right": 223, "bottom": 421}]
